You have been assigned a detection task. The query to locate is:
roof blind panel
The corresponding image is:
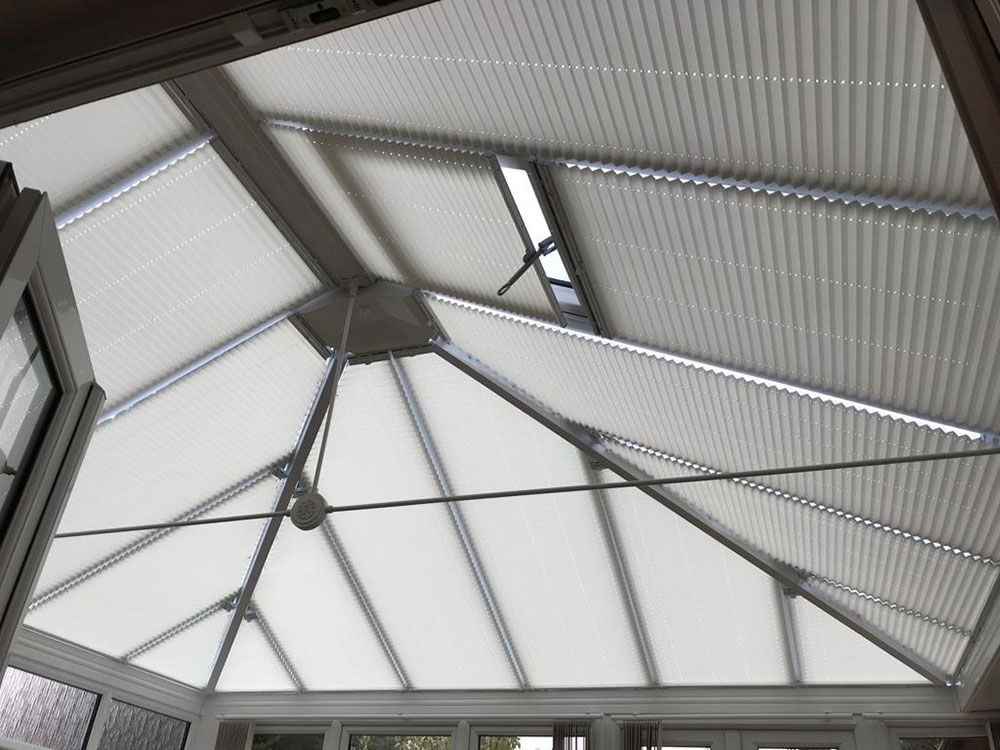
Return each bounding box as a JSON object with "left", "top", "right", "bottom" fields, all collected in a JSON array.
[
  {"left": 265, "top": 126, "right": 554, "bottom": 319},
  {"left": 25, "top": 479, "right": 277, "bottom": 660},
  {"left": 426, "top": 296, "right": 1000, "bottom": 562},
  {"left": 34, "top": 322, "right": 323, "bottom": 594},
  {"left": 215, "top": 621, "right": 296, "bottom": 692},
  {"left": 225, "top": 0, "right": 988, "bottom": 209},
  {"left": 608, "top": 482, "right": 789, "bottom": 684},
  {"left": 59, "top": 144, "right": 323, "bottom": 407},
  {"left": 129, "top": 609, "right": 230, "bottom": 688},
  {"left": 809, "top": 578, "right": 970, "bottom": 674},
  {"left": 399, "top": 354, "right": 648, "bottom": 688},
  {"left": 249, "top": 523, "right": 402, "bottom": 691},
  {"left": 0, "top": 85, "right": 197, "bottom": 215},
  {"left": 307, "top": 361, "right": 517, "bottom": 689},
  {"left": 600, "top": 439, "right": 997, "bottom": 634},
  {"left": 792, "top": 597, "right": 928, "bottom": 683},
  {"left": 541, "top": 163, "right": 1000, "bottom": 432}
]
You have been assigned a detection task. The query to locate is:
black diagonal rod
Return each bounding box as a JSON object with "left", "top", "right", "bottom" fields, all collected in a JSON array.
[{"left": 55, "top": 444, "right": 1000, "bottom": 539}]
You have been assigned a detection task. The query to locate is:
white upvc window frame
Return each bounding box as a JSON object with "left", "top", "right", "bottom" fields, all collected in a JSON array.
[
  {"left": 658, "top": 727, "right": 729, "bottom": 750},
  {"left": 738, "top": 728, "right": 858, "bottom": 750},
  {"left": 338, "top": 724, "right": 459, "bottom": 750},
  {"left": 886, "top": 724, "right": 990, "bottom": 748},
  {"left": 469, "top": 724, "right": 557, "bottom": 750}
]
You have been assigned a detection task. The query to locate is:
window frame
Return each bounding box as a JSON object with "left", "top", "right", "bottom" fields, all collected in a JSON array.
[
  {"left": 658, "top": 728, "right": 729, "bottom": 750},
  {"left": 469, "top": 726, "right": 558, "bottom": 750},
  {"left": 738, "top": 728, "right": 857, "bottom": 750},
  {"left": 339, "top": 726, "right": 457, "bottom": 750},
  {"left": 886, "top": 725, "right": 991, "bottom": 749},
  {"left": 0, "top": 168, "right": 104, "bottom": 674}
]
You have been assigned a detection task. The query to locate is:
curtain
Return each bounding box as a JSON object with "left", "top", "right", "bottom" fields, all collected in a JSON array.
[
  {"left": 215, "top": 720, "right": 252, "bottom": 750},
  {"left": 554, "top": 720, "right": 591, "bottom": 750},
  {"left": 621, "top": 721, "right": 660, "bottom": 750}
]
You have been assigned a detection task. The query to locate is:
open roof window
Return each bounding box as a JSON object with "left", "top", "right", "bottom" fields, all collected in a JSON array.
[
  {"left": 493, "top": 157, "right": 596, "bottom": 332},
  {"left": 499, "top": 165, "right": 571, "bottom": 285}
]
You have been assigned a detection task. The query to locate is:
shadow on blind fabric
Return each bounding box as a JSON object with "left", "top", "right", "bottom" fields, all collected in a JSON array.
[
  {"left": 553, "top": 720, "right": 591, "bottom": 750},
  {"left": 621, "top": 721, "right": 659, "bottom": 750}
]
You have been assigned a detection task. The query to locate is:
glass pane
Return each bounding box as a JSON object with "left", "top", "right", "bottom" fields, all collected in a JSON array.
[
  {"left": 0, "top": 296, "right": 56, "bottom": 510},
  {"left": 480, "top": 737, "right": 552, "bottom": 750},
  {"left": 253, "top": 735, "right": 325, "bottom": 750},
  {"left": 900, "top": 739, "right": 989, "bottom": 750},
  {"left": 97, "top": 700, "right": 188, "bottom": 750},
  {"left": 0, "top": 666, "right": 98, "bottom": 750},
  {"left": 350, "top": 736, "right": 450, "bottom": 750}
]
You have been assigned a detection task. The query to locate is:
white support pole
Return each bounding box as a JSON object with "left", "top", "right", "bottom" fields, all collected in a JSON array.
[
  {"left": 84, "top": 690, "right": 114, "bottom": 750},
  {"left": 323, "top": 721, "right": 344, "bottom": 750},
  {"left": 853, "top": 719, "right": 892, "bottom": 750},
  {"left": 591, "top": 715, "right": 619, "bottom": 750},
  {"left": 451, "top": 721, "right": 471, "bottom": 750},
  {"left": 187, "top": 717, "right": 220, "bottom": 750}
]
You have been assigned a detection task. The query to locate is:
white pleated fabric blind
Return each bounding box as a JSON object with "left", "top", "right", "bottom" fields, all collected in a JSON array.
[
  {"left": 226, "top": 0, "right": 988, "bottom": 210},
  {"left": 427, "top": 296, "right": 1000, "bottom": 561},
  {"left": 809, "top": 576, "right": 970, "bottom": 675},
  {"left": 216, "top": 621, "right": 297, "bottom": 692},
  {"left": 305, "top": 361, "right": 517, "bottom": 689},
  {"left": 792, "top": 598, "right": 927, "bottom": 683},
  {"left": 58, "top": 143, "right": 323, "bottom": 407},
  {"left": 601, "top": 438, "right": 998, "bottom": 644},
  {"left": 26, "top": 479, "right": 278, "bottom": 665},
  {"left": 246, "top": 523, "right": 403, "bottom": 691},
  {"left": 400, "top": 354, "right": 645, "bottom": 687},
  {"left": 33, "top": 322, "right": 323, "bottom": 599},
  {"left": 542, "top": 163, "right": 1000, "bottom": 432},
  {"left": 264, "top": 125, "right": 553, "bottom": 318},
  {"left": 0, "top": 85, "right": 197, "bottom": 215},
  {"left": 605, "top": 481, "right": 789, "bottom": 684},
  {"left": 129, "top": 610, "right": 230, "bottom": 688},
  {"left": 427, "top": 295, "right": 997, "bottom": 674}
]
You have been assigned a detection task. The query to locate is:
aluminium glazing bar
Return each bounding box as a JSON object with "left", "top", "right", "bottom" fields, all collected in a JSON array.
[
  {"left": 99, "top": 290, "right": 333, "bottom": 424},
  {"left": 319, "top": 519, "right": 410, "bottom": 689},
  {"left": 431, "top": 336, "right": 952, "bottom": 686},
  {"left": 249, "top": 602, "right": 304, "bottom": 691},
  {"left": 166, "top": 70, "right": 372, "bottom": 289},
  {"left": 387, "top": 351, "right": 529, "bottom": 688},
  {"left": 205, "top": 291, "right": 357, "bottom": 692},
  {"left": 775, "top": 581, "right": 803, "bottom": 685},
  {"left": 586, "top": 458, "right": 660, "bottom": 686}
]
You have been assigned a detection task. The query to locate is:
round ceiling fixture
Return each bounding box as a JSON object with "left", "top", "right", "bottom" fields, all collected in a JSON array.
[{"left": 289, "top": 491, "right": 329, "bottom": 531}]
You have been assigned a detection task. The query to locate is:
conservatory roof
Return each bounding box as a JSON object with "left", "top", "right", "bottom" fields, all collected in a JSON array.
[{"left": 1, "top": 0, "right": 998, "bottom": 694}]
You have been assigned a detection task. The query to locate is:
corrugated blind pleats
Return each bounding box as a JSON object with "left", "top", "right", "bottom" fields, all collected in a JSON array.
[
  {"left": 810, "top": 578, "right": 969, "bottom": 673},
  {"left": 428, "top": 296, "right": 1000, "bottom": 569},
  {"left": 226, "top": 0, "right": 989, "bottom": 209},
  {"left": 545, "top": 164, "right": 1000, "bottom": 432},
  {"left": 601, "top": 439, "right": 998, "bottom": 636}
]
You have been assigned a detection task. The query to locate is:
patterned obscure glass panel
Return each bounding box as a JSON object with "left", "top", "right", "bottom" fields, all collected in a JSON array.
[
  {"left": 0, "top": 666, "right": 98, "bottom": 750},
  {"left": 350, "top": 736, "right": 450, "bottom": 750},
  {"left": 253, "top": 734, "right": 325, "bottom": 750},
  {"left": 97, "top": 700, "right": 188, "bottom": 750}
]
